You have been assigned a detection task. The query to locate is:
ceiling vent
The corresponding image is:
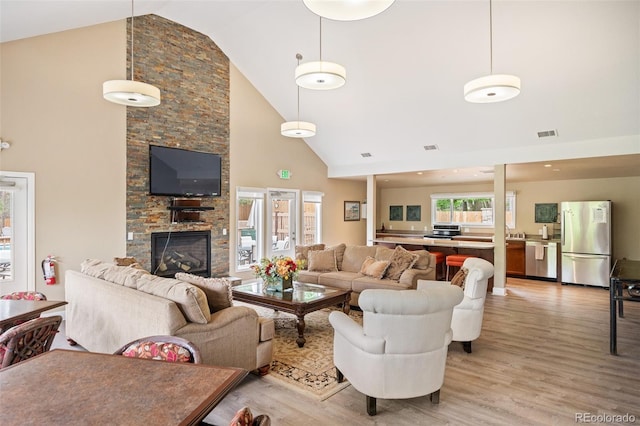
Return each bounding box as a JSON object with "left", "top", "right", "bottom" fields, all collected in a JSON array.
[
  {"left": 537, "top": 129, "right": 558, "bottom": 138},
  {"left": 360, "top": 152, "right": 372, "bottom": 158},
  {"left": 423, "top": 145, "right": 439, "bottom": 151}
]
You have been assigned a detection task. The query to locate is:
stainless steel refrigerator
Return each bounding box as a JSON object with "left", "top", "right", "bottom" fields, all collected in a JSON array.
[{"left": 561, "top": 200, "right": 612, "bottom": 287}]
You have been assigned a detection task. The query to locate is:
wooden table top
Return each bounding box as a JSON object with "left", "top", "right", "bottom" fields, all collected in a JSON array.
[
  {"left": 0, "top": 349, "right": 247, "bottom": 425},
  {"left": 0, "top": 299, "right": 67, "bottom": 329}
]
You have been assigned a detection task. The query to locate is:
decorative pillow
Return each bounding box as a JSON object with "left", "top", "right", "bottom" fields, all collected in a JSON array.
[
  {"left": 229, "top": 406, "right": 254, "bottom": 426},
  {"left": 359, "top": 256, "right": 391, "bottom": 279},
  {"left": 175, "top": 272, "right": 233, "bottom": 313},
  {"left": 135, "top": 275, "right": 211, "bottom": 324},
  {"left": 411, "top": 250, "right": 432, "bottom": 270},
  {"left": 113, "top": 256, "right": 146, "bottom": 270},
  {"left": 308, "top": 249, "right": 338, "bottom": 272},
  {"left": 450, "top": 267, "right": 469, "bottom": 289},
  {"left": 374, "top": 246, "right": 395, "bottom": 262},
  {"left": 385, "top": 246, "right": 420, "bottom": 281},
  {"left": 122, "top": 341, "right": 192, "bottom": 363},
  {"left": 295, "top": 244, "right": 325, "bottom": 270},
  {"left": 326, "top": 243, "right": 347, "bottom": 270}
]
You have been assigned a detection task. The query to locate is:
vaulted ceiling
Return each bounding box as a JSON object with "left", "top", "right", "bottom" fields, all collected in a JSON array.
[{"left": 2, "top": 1, "right": 638, "bottom": 184}]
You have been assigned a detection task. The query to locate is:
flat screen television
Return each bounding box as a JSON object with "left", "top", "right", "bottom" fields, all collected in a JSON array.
[{"left": 149, "top": 145, "right": 221, "bottom": 197}]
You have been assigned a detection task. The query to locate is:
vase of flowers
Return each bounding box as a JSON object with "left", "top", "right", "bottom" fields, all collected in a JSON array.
[{"left": 252, "top": 255, "right": 300, "bottom": 292}]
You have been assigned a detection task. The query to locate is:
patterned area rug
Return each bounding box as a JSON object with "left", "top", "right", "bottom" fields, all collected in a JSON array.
[{"left": 235, "top": 302, "right": 363, "bottom": 400}]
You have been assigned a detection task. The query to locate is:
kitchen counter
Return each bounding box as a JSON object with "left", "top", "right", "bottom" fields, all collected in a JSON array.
[{"left": 373, "top": 237, "right": 494, "bottom": 249}]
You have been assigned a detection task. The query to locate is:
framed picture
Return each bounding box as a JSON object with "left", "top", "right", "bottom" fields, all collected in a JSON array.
[
  {"left": 344, "top": 201, "right": 360, "bottom": 221},
  {"left": 389, "top": 205, "right": 403, "bottom": 221},
  {"left": 535, "top": 203, "right": 558, "bottom": 223},
  {"left": 406, "top": 205, "right": 421, "bottom": 221}
]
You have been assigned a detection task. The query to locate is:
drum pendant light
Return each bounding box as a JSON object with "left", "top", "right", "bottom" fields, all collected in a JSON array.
[
  {"left": 282, "top": 54, "right": 317, "bottom": 138},
  {"left": 303, "top": 0, "right": 395, "bottom": 21},
  {"left": 103, "top": 0, "right": 161, "bottom": 107},
  {"left": 464, "top": 0, "right": 520, "bottom": 103},
  {"left": 295, "top": 17, "right": 346, "bottom": 90}
]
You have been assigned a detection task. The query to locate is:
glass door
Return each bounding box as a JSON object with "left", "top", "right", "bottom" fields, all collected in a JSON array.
[
  {"left": 0, "top": 172, "right": 35, "bottom": 293},
  {"left": 267, "top": 189, "right": 298, "bottom": 259},
  {"left": 236, "top": 188, "right": 265, "bottom": 271}
]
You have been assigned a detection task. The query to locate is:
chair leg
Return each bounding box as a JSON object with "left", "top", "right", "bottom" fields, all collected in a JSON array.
[
  {"left": 366, "top": 395, "right": 377, "bottom": 416},
  {"left": 336, "top": 367, "right": 344, "bottom": 383},
  {"left": 446, "top": 265, "right": 450, "bottom": 281},
  {"left": 430, "top": 389, "right": 440, "bottom": 404},
  {"left": 462, "top": 341, "right": 472, "bottom": 353}
]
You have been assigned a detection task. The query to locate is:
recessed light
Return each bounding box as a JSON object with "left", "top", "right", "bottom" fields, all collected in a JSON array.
[
  {"left": 553, "top": 168, "right": 560, "bottom": 172},
  {"left": 544, "top": 164, "right": 552, "bottom": 168},
  {"left": 361, "top": 153, "right": 372, "bottom": 158},
  {"left": 417, "top": 172, "right": 423, "bottom": 175},
  {"left": 423, "top": 145, "right": 439, "bottom": 151}
]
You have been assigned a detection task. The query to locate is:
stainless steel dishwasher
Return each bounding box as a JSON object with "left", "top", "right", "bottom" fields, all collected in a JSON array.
[{"left": 525, "top": 241, "right": 557, "bottom": 279}]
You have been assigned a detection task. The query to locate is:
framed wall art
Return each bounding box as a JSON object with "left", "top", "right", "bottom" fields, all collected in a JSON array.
[
  {"left": 406, "top": 205, "right": 421, "bottom": 221},
  {"left": 344, "top": 201, "right": 360, "bottom": 221},
  {"left": 389, "top": 205, "right": 403, "bottom": 221}
]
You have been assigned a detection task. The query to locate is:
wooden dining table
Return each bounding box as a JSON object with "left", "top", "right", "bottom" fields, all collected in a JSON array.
[
  {"left": 0, "top": 299, "right": 67, "bottom": 330},
  {"left": 0, "top": 349, "right": 248, "bottom": 425}
]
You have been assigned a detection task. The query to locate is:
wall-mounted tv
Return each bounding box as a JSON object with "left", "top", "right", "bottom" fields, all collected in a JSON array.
[{"left": 149, "top": 145, "right": 221, "bottom": 197}]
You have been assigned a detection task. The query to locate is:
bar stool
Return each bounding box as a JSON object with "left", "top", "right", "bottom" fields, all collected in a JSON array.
[
  {"left": 446, "top": 254, "right": 475, "bottom": 281},
  {"left": 429, "top": 251, "right": 445, "bottom": 280}
]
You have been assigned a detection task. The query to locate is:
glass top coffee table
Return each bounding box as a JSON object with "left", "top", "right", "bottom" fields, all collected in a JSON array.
[{"left": 232, "top": 282, "right": 351, "bottom": 348}]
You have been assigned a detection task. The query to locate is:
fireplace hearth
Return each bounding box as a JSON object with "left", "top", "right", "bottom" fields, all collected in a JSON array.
[{"left": 151, "top": 231, "right": 211, "bottom": 278}]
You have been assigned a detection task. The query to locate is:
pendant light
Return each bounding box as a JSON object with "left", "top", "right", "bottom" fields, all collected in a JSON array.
[
  {"left": 303, "top": 0, "right": 395, "bottom": 21},
  {"left": 464, "top": 0, "right": 520, "bottom": 103},
  {"left": 295, "top": 17, "right": 346, "bottom": 90},
  {"left": 103, "top": 0, "right": 161, "bottom": 107},
  {"left": 282, "top": 54, "right": 317, "bottom": 138}
]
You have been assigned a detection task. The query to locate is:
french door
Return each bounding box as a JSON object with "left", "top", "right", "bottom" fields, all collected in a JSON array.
[
  {"left": 266, "top": 189, "right": 298, "bottom": 259},
  {"left": 0, "top": 172, "right": 35, "bottom": 293}
]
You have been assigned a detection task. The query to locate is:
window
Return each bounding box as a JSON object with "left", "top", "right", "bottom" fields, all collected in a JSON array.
[
  {"left": 431, "top": 192, "right": 515, "bottom": 228},
  {"left": 236, "top": 188, "right": 265, "bottom": 272},
  {"left": 302, "top": 192, "right": 323, "bottom": 245}
]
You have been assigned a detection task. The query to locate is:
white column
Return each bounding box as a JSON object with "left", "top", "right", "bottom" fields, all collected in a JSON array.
[
  {"left": 493, "top": 164, "right": 507, "bottom": 296},
  {"left": 366, "top": 175, "right": 376, "bottom": 246}
]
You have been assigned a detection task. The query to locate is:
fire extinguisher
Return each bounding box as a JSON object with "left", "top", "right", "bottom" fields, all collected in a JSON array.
[{"left": 42, "top": 255, "right": 57, "bottom": 285}]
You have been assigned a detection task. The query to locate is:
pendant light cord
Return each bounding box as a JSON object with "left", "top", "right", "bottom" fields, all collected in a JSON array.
[
  {"left": 296, "top": 54, "right": 302, "bottom": 120},
  {"left": 319, "top": 17, "right": 323, "bottom": 61},
  {"left": 130, "top": 0, "right": 135, "bottom": 81},
  {"left": 489, "top": 0, "right": 493, "bottom": 74}
]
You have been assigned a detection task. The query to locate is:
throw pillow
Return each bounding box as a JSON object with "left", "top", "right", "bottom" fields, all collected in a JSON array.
[
  {"left": 175, "top": 272, "right": 233, "bottom": 313},
  {"left": 122, "top": 341, "right": 192, "bottom": 363},
  {"left": 450, "top": 267, "right": 469, "bottom": 289},
  {"left": 229, "top": 406, "right": 254, "bottom": 426},
  {"left": 295, "top": 244, "right": 325, "bottom": 270},
  {"left": 411, "top": 250, "right": 431, "bottom": 270},
  {"left": 385, "top": 246, "right": 420, "bottom": 281},
  {"left": 326, "top": 243, "right": 347, "bottom": 270},
  {"left": 359, "top": 256, "right": 391, "bottom": 279},
  {"left": 374, "top": 246, "right": 395, "bottom": 262},
  {"left": 308, "top": 249, "right": 338, "bottom": 272}
]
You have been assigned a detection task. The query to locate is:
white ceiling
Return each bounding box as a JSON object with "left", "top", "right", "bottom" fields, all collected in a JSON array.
[{"left": 2, "top": 1, "right": 639, "bottom": 186}]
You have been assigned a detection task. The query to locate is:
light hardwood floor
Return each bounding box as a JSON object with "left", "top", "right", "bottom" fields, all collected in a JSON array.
[{"left": 54, "top": 278, "right": 640, "bottom": 425}]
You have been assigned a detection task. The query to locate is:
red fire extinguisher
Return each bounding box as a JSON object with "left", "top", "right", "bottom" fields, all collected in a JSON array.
[{"left": 42, "top": 255, "right": 57, "bottom": 285}]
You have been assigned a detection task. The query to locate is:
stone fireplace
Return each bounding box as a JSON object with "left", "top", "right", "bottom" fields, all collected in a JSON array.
[{"left": 151, "top": 231, "right": 211, "bottom": 278}]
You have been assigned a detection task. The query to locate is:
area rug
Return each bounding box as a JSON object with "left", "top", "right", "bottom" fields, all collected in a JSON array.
[{"left": 235, "top": 302, "right": 362, "bottom": 400}]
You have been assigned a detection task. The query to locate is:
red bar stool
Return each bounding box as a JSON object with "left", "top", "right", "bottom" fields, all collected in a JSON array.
[
  {"left": 429, "top": 251, "right": 445, "bottom": 280},
  {"left": 446, "top": 254, "right": 475, "bottom": 281}
]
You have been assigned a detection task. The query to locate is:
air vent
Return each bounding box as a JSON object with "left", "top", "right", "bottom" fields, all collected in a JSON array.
[
  {"left": 537, "top": 129, "right": 558, "bottom": 138},
  {"left": 360, "top": 152, "right": 372, "bottom": 158},
  {"left": 480, "top": 170, "right": 494, "bottom": 174},
  {"left": 423, "top": 145, "right": 439, "bottom": 151}
]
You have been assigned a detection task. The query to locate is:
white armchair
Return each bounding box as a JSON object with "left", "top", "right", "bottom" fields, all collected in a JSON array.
[
  {"left": 417, "top": 257, "right": 494, "bottom": 353},
  {"left": 329, "top": 287, "right": 464, "bottom": 416}
]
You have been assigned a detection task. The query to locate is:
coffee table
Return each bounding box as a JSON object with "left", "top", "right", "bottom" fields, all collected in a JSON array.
[{"left": 232, "top": 282, "right": 351, "bottom": 348}]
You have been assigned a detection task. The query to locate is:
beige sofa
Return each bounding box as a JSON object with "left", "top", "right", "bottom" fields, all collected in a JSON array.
[
  {"left": 65, "top": 264, "right": 274, "bottom": 373},
  {"left": 297, "top": 244, "right": 436, "bottom": 307}
]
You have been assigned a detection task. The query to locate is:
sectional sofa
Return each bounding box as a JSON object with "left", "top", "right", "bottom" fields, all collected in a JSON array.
[{"left": 296, "top": 244, "right": 436, "bottom": 306}]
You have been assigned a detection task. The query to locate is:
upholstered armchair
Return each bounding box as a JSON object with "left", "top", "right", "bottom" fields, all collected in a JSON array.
[
  {"left": 417, "top": 257, "right": 494, "bottom": 353},
  {"left": 329, "top": 287, "right": 463, "bottom": 416}
]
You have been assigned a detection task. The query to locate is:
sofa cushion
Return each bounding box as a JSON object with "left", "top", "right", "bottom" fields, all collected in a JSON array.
[
  {"left": 385, "top": 246, "right": 420, "bottom": 281},
  {"left": 360, "top": 256, "right": 391, "bottom": 279},
  {"left": 102, "top": 264, "right": 150, "bottom": 288},
  {"left": 341, "top": 245, "right": 377, "bottom": 273},
  {"left": 450, "top": 267, "right": 469, "bottom": 289},
  {"left": 296, "top": 270, "right": 322, "bottom": 284},
  {"left": 374, "top": 246, "right": 395, "bottom": 261},
  {"left": 412, "top": 250, "right": 432, "bottom": 270},
  {"left": 352, "top": 276, "right": 413, "bottom": 293},
  {"left": 326, "top": 243, "right": 347, "bottom": 270},
  {"left": 317, "top": 271, "right": 360, "bottom": 291},
  {"left": 308, "top": 249, "right": 338, "bottom": 272},
  {"left": 81, "top": 259, "right": 114, "bottom": 279},
  {"left": 175, "top": 273, "right": 233, "bottom": 313},
  {"left": 135, "top": 275, "right": 211, "bottom": 324},
  {"left": 295, "top": 244, "right": 325, "bottom": 270}
]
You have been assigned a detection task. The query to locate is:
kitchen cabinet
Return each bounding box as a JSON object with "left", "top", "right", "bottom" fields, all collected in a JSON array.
[{"left": 506, "top": 240, "right": 526, "bottom": 276}]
